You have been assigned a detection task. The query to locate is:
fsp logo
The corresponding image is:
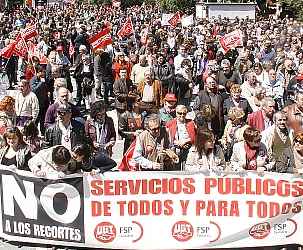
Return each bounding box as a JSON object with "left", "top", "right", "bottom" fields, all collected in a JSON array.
[
  {"left": 249, "top": 222, "right": 271, "bottom": 239},
  {"left": 94, "top": 222, "right": 116, "bottom": 243},
  {"left": 172, "top": 221, "right": 193, "bottom": 242}
]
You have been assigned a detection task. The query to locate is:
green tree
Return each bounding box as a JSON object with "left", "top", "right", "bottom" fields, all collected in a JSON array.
[
  {"left": 279, "top": 0, "right": 303, "bottom": 19},
  {"left": 156, "top": 0, "right": 197, "bottom": 14}
]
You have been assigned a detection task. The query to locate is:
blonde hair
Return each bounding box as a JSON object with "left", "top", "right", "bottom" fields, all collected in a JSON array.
[
  {"left": 201, "top": 104, "right": 216, "bottom": 119},
  {"left": 176, "top": 105, "right": 187, "bottom": 113},
  {"left": 228, "top": 107, "right": 245, "bottom": 121}
]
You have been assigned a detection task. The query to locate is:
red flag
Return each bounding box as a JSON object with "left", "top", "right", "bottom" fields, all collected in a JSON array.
[
  {"left": 13, "top": 34, "right": 28, "bottom": 57},
  {"left": 117, "top": 18, "right": 134, "bottom": 38},
  {"left": 112, "top": 0, "right": 120, "bottom": 7},
  {"left": 20, "top": 21, "right": 38, "bottom": 40},
  {"left": 130, "top": 6, "right": 138, "bottom": 13},
  {"left": 218, "top": 30, "right": 243, "bottom": 52},
  {"left": 69, "top": 40, "right": 75, "bottom": 57},
  {"left": 0, "top": 42, "right": 16, "bottom": 59},
  {"left": 118, "top": 139, "right": 138, "bottom": 171},
  {"left": 140, "top": 24, "right": 150, "bottom": 46},
  {"left": 88, "top": 28, "right": 112, "bottom": 51},
  {"left": 168, "top": 12, "right": 181, "bottom": 27},
  {"left": 28, "top": 42, "right": 47, "bottom": 64}
]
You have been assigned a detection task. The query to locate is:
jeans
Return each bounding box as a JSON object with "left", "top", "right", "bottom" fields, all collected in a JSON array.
[{"left": 103, "top": 81, "right": 113, "bottom": 104}]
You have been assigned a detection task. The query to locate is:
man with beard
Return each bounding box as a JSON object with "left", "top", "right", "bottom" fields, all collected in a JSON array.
[
  {"left": 261, "top": 111, "right": 294, "bottom": 164},
  {"left": 193, "top": 76, "right": 222, "bottom": 119},
  {"left": 217, "top": 59, "right": 241, "bottom": 91},
  {"left": 247, "top": 97, "right": 275, "bottom": 132}
]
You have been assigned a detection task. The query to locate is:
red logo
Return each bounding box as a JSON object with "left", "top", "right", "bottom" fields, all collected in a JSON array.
[
  {"left": 172, "top": 221, "right": 194, "bottom": 242},
  {"left": 94, "top": 222, "right": 116, "bottom": 243},
  {"left": 249, "top": 222, "right": 270, "bottom": 239},
  {"left": 146, "top": 144, "right": 154, "bottom": 152}
]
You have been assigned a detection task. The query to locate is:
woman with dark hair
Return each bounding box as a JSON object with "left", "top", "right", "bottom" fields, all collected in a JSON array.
[
  {"left": 25, "top": 56, "right": 40, "bottom": 83},
  {"left": 29, "top": 145, "right": 71, "bottom": 178},
  {"left": 84, "top": 100, "right": 116, "bottom": 156},
  {"left": 0, "top": 126, "right": 31, "bottom": 171},
  {"left": 195, "top": 104, "right": 222, "bottom": 139},
  {"left": 0, "top": 96, "right": 16, "bottom": 133},
  {"left": 118, "top": 93, "right": 144, "bottom": 153},
  {"left": 22, "top": 120, "right": 43, "bottom": 156},
  {"left": 70, "top": 143, "right": 117, "bottom": 175},
  {"left": 230, "top": 126, "right": 274, "bottom": 174},
  {"left": 185, "top": 127, "right": 225, "bottom": 171}
]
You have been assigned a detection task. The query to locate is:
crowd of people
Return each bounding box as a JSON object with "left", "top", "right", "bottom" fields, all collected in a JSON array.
[{"left": 0, "top": 1, "right": 303, "bottom": 250}]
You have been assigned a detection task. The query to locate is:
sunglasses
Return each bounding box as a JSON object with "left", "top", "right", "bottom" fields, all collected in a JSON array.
[
  {"left": 252, "top": 137, "right": 261, "bottom": 143},
  {"left": 295, "top": 139, "right": 303, "bottom": 145},
  {"left": 177, "top": 112, "right": 186, "bottom": 116},
  {"left": 58, "top": 111, "right": 68, "bottom": 116},
  {"left": 6, "top": 127, "right": 17, "bottom": 133},
  {"left": 150, "top": 126, "right": 160, "bottom": 132}
]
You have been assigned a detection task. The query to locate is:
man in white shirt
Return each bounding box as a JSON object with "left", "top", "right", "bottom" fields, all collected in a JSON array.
[
  {"left": 15, "top": 79, "right": 40, "bottom": 126},
  {"left": 131, "top": 55, "right": 150, "bottom": 87}
]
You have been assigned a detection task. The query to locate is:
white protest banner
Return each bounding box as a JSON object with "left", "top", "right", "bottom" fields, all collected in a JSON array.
[
  {"left": 161, "top": 14, "right": 173, "bottom": 26},
  {"left": 181, "top": 15, "right": 194, "bottom": 27},
  {"left": 1, "top": 167, "right": 303, "bottom": 249}
]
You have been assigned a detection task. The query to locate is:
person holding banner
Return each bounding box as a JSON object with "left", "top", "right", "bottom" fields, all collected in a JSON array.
[
  {"left": 185, "top": 127, "right": 225, "bottom": 172},
  {"left": 28, "top": 145, "right": 71, "bottom": 178},
  {"left": 70, "top": 143, "right": 117, "bottom": 175},
  {"left": 230, "top": 126, "right": 274, "bottom": 174},
  {"left": 0, "top": 126, "right": 31, "bottom": 171}
]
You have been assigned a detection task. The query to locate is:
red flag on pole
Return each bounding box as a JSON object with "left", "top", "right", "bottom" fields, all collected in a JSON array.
[
  {"left": 69, "top": 40, "right": 75, "bottom": 57},
  {"left": 130, "top": 6, "right": 138, "bottom": 13},
  {"left": 117, "top": 18, "right": 134, "bottom": 38},
  {"left": 13, "top": 34, "right": 28, "bottom": 57},
  {"left": 140, "top": 24, "right": 150, "bottom": 46},
  {"left": 112, "top": 0, "right": 120, "bottom": 7},
  {"left": 168, "top": 12, "right": 181, "bottom": 27},
  {"left": 28, "top": 42, "right": 47, "bottom": 64},
  {"left": 88, "top": 28, "right": 112, "bottom": 51},
  {"left": 118, "top": 139, "right": 139, "bottom": 171},
  {"left": 0, "top": 42, "right": 16, "bottom": 59},
  {"left": 218, "top": 29, "right": 243, "bottom": 52},
  {"left": 20, "top": 21, "right": 38, "bottom": 40}
]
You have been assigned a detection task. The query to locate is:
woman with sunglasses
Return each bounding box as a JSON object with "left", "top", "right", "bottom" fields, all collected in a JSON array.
[
  {"left": 0, "top": 126, "right": 31, "bottom": 171},
  {"left": 276, "top": 130, "right": 303, "bottom": 173},
  {"left": 118, "top": 93, "right": 144, "bottom": 154},
  {"left": 230, "top": 126, "right": 273, "bottom": 174},
  {"left": 70, "top": 143, "right": 117, "bottom": 175},
  {"left": 166, "top": 105, "right": 196, "bottom": 170},
  {"left": 25, "top": 56, "right": 40, "bottom": 83},
  {"left": 185, "top": 127, "right": 225, "bottom": 172}
]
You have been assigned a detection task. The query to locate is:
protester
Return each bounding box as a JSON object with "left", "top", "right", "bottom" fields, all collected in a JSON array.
[
  {"left": 185, "top": 127, "right": 225, "bottom": 171},
  {"left": 22, "top": 120, "right": 43, "bottom": 156},
  {"left": 118, "top": 93, "right": 144, "bottom": 153},
  {"left": 0, "top": 126, "right": 31, "bottom": 171},
  {"left": 0, "top": 96, "right": 16, "bottom": 133},
  {"left": 158, "top": 93, "right": 177, "bottom": 126},
  {"left": 85, "top": 100, "right": 116, "bottom": 156},
  {"left": 29, "top": 145, "right": 71, "bottom": 178},
  {"left": 70, "top": 143, "right": 117, "bottom": 175}
]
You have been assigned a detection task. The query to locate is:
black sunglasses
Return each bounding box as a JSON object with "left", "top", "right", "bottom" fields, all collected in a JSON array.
[
  {"left": 177, "top": 112, "right": 186, "bottom": 116},
  {"left": 58, "top": 111, "right": 68, "bottom": 116},
  {"left": 150, "top": 126, "right": 160, "bottom": 132}
]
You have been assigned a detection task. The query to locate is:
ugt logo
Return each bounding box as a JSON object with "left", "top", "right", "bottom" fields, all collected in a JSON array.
[
  {"left": 172, "top": 221, "right": 193, "bottom": 242},
  {"left": 94, "top": 222, "right": 116, "bottom": 243}
]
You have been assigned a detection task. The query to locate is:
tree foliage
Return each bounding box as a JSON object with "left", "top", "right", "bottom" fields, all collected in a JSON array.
[
  {"left": 279, "top": 0, "right": 303, "bottom": 20},
  {"left": 156, "top": 0, "right": 197, "bottom": 14}
]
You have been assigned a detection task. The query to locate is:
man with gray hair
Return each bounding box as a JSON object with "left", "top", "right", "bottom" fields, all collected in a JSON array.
[
  {"left": 261, "top": 111, "right": 294, "bottom": 165},
  {"left": 247, "top": 97, "right": 275, "bottom": 132},
  {"left": 283, "top": 91, "right": 303, "bottom": 135},
  {"left": 132, "top": 114, "right": 173, "bottom": 170},
  {"left": 217, "top": 59, "right": 241, "bottom": 90}
]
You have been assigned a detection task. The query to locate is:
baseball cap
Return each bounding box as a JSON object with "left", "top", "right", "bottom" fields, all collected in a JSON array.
[
  {"left": 57, "top": 103, "right": 72, "bottom": 114},
  {"left": 56, "top": 46, "right": 63, "bottom": 51},
  {"left": 165, "top": 93, "right": 177, "bottom": 102}
]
